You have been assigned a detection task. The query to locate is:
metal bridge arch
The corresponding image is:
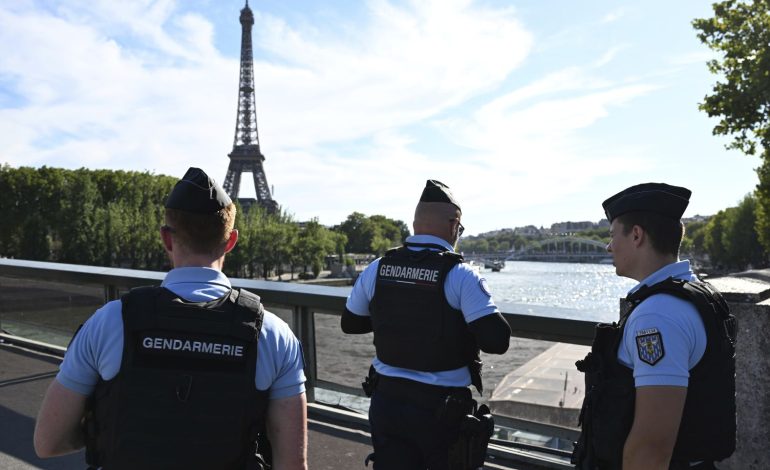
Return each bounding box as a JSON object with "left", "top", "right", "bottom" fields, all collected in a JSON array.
[
  {"left": 507, "top": 237, "right": 610, "bottom": 262},
  {"left": 529, "top": 237, "right": 607, "bottom": 252}
]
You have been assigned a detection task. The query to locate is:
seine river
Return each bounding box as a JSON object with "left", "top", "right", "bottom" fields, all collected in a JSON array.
[{"left": 484, "top": 261, "right": 637, "bottom": 323}]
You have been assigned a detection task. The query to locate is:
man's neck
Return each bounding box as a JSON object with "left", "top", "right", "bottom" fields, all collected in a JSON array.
[
  {"left": 631, "top": 253, "right": 678, "bottom": 282},
  {"left": 171, "top": 254, "right": 226, "bottom": 271}
]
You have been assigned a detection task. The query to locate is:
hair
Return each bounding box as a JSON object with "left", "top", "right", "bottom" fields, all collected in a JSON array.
[
  {"left": 616, "top": 211, "right": 685, "bottom": 257},
  {"left": 164, "top": 203, "right": 236, "bottom": 255}
]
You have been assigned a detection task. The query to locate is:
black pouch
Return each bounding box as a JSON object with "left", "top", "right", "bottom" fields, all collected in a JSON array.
[{"left": 362, "top": 365, "right": 379, "bottom": 398}]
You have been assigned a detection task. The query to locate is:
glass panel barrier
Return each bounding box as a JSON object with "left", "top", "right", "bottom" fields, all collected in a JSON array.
[{"left": 0, "top": 275, "right": 104, "bottom": 347}]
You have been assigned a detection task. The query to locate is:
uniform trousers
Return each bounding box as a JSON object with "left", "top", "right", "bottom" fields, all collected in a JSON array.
[{"left": 368, "top": 376, "right": 467, "bottom": 470}]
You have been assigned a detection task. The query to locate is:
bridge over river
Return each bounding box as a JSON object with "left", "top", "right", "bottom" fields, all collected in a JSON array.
[{"left": 465, "top": 237, "right": 612, "bottom": 264}]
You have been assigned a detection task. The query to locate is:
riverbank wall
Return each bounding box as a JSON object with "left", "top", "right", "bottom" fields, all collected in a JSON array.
[{"left": 703, "top": 271, "right": 770, "bottom": 470}]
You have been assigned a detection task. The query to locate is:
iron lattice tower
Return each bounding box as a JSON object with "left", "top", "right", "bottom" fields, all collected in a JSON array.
[{"left": 222, "top": 0, "right": 278, "bottom": 213}]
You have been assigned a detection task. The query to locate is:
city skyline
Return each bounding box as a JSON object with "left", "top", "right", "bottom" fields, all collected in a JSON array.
[{"left": 0, "top": 0, "right": 761, "bottom": 236}]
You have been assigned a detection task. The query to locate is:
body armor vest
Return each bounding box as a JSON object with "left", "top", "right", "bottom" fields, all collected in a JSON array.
[
  {"left": 572, "top": 278, "right": 736, "bottom": 469},
  {"left": 84, "top": 286, "right": 269, "bottom": 470},
  {"left": 369, "top": 243, "right": 478, "bottom": 372}
]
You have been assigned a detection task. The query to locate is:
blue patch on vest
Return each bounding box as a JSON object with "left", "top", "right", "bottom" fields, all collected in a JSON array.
[{"left": 636, "top": 331, "right": 665, "bottom": 366}]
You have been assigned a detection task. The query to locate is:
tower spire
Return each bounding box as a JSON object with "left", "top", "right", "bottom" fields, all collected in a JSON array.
[{"left": 222, "top": 0, "right": 278, "bottom": 213}]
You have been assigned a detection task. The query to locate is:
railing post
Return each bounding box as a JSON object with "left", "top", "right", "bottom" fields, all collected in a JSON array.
[
  {"left": 104, "top": 284, "right": 119, "bottom": 302},
  {"left": 293, "top": 305, "right": 317, "bottom": 403}
]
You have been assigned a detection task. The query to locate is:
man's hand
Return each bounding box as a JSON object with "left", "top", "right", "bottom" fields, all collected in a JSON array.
[
  {"left": 34, "top": 379, "right": 88, "bottom": 457},
  {"left": 266, "top": 392, "right": 308, "bottom": 470},
  {"left": 623, "top": 385, "right": 687, "bottom": 470}
]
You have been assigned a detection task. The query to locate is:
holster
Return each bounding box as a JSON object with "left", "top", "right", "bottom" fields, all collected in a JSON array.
[
  {"left": 441, "top": 390, "right": 494, "bottom": 470},
  {"left": 362, "top": 365, "right": 379, "bottom": 397}
]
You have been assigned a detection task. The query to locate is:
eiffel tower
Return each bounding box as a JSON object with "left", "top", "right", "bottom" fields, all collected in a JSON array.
[{"left": 222, "top": 0, "right": 278, "bottom": 214}]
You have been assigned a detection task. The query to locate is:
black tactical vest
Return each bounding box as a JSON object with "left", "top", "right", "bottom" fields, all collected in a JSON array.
[
  {"left": 572, "top": 278, "right": 736, "bottom": 469},
  {"left": 368, "top": 243, "right": 478, "bottom": 372},
  {"left": 84, "top": 286, "right": 270, "bottom": 470}
]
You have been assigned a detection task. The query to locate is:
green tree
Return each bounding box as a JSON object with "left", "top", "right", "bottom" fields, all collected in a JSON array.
[
  {"left": 722, "top": 194, "right": 765, "bottom": 268},
  {"left": 694, "top": 1, "right": 770, "bottom": 252},
  {"left": 704, "top": 211, "right": 728, "bottom": 268},
  {"left": 296, "top": 219, "right": 336, "bottom": 277},
  {"left": 336, "top": 212, "right": 410, "bottom": 253}
]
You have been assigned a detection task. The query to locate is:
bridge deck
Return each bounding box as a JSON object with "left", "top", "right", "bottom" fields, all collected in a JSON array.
[
  {"left": 0, "top": 342, "right": 533, "bottom": 470},
  {"left": 0, "top": 342, "right": 377, "bottom": 470}
]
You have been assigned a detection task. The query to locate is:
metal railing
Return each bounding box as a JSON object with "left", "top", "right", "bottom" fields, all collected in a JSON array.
[{"left": 0, "top": 258, "right": 597, "bottom": 469}]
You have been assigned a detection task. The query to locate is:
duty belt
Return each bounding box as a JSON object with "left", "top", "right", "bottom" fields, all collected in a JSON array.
[{"left": 374, "top": 374, "right": 468, "bottom": 409}]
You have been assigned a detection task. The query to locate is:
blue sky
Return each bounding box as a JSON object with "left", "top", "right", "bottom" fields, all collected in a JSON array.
[{"left": 0, "top": 0, "right": 760, "bottom": 235}]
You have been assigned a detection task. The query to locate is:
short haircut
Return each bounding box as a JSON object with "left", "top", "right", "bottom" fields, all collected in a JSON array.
[
  {"left": 413, "top": 201, "right": 461, "bottom": 232},
  {"left": 165, "top": 203, "right": 236, "bottom": 255},
  {"left": 616, "top": 211, "right": 684, "bottom": 257}
]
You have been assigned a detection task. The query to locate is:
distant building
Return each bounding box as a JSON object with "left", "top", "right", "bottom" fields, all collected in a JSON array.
[
  {"left": 477, "top": 228, "right": 515, "bottom": 238},
  {"left": 550, "top": 221, "right": 595, "bottom": 235},
  {"left": 513, "top": 225, "right": 541, "bottom": 237},
  {"left": 683, "top": 215, "right": 711, "bottom": 224}
]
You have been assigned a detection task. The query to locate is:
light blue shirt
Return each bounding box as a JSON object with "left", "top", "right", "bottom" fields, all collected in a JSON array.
[
  {"left": 345, "top": 234, "right": 499, "bottom": 386},
  {"left": 617, "top": 260, "right": 707, "bottom": 388},
  {"left": 57, "top": 267, "right": 306, "bottom": 399}
]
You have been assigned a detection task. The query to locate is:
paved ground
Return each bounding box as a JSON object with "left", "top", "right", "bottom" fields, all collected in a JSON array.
[
  {"left": 0, "top": 342, "right": 377, "bottom": 470},
  {"left": 0, "top": 342, "right": 535, "bottom": 470},
  {"left": 490, "top": 343, "right": 589, "bottom": 428}
]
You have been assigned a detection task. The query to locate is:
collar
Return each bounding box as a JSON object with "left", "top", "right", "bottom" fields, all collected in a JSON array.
[
  {"left": 161, "top": 267, "right": 232, "bottom": 289},
  {"left": 405, "top": 234, "right": 454, "bottom": 252},
  {"left": 629, "top": 260, "right": 694, "bottom": 295}
]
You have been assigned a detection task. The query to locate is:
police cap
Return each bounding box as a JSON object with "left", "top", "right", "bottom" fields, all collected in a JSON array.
[
  {"left": 603, "top": 182, "right": 691, "bottom": 222},
  {"left": 165, "top": 167, "right": 232, "bottom": 213},
  {"left": 420, "top": 180, "right": 461, "bottom": 212}
]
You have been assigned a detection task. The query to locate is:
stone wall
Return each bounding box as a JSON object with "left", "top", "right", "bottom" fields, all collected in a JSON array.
[{"left": 709, "top": 274, "right": 770, "bottom": 470}]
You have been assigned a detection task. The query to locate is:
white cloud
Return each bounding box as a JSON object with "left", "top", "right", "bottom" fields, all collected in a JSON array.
[
  {"left": 0, "top": 0, "right": 532, "bottom": 176},
  {"left": 3, "top": 0, "right": 731, "bottom": 233},
  {"left": 600, "top": 9, "right": 625, "bottom": 24}
]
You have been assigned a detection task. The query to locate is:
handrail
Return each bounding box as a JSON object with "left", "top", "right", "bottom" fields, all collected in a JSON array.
[
  {"left": 0, "top": 258, "right": 596, "bottom": 343},
  {"left": 0, "top": 258, "right": 593, "bottom": 466}
]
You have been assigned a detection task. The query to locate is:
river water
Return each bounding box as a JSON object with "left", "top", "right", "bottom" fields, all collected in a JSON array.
[
  {"left": 485, "top": 261, "right": 637, "bottom": 322},
  {"left": 315, "top": 260, "right": 640, "bottom": 408}
]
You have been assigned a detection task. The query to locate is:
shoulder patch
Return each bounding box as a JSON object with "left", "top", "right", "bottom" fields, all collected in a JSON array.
[
  {"left": 479, "top": 278, "right": 492, "bottom": 297},
  {"left": 635, "top": 328, "right": 665, "bottom": 366}
]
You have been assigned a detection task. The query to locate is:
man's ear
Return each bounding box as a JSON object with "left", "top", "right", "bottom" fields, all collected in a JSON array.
[
  {"left": 224, "top": 229, "right": 238, "bottom": 254},
  {"left": 160, "top": 227, "right": 174, "bottom": 253},
  {"left": 631, "top": 225, "right": 645, "bottom": 247}
]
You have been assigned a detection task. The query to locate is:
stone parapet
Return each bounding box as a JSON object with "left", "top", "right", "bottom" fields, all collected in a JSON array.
[{"left": 709, "top": 275, "right": 770, "bottom": 470}]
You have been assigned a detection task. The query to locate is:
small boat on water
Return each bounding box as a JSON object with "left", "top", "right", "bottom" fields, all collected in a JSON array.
[
  {"left": 464, "top": 258, "right": 505, "bottom": 273},
  {"left": 485, "top": 260, "right": 505, "bottom": 272}
]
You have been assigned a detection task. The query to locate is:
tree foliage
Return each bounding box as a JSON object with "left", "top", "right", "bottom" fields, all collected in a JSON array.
[
  {"left": 693, "top": 0, "right": 770, "bottom": 250},
  {"left": 0, "top": 165, "right": 342, "bottom": 279},
  {"left": 0, "top": 165, "right": 176, "bottom": 268},
  {"left": 702, "top": 195, "right": 765, "bottom": 269},
  {"left": 335, "top": 212, "right": 410, "bottom": 253}
]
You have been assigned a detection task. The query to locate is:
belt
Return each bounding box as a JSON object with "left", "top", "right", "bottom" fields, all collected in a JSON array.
[{"left": 374, "top": 374, "right": 469, "bottom": 409}]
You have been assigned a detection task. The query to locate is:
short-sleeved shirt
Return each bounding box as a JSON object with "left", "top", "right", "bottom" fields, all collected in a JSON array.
[
  {"left": 57, "top": 267, "right": 306, "bottom": 400},
  {"left": 345, "top": 234, "right": 499, "bottom": 386},
  {"left": 617, "top": 260, "right": 707, "bottom": 388}
]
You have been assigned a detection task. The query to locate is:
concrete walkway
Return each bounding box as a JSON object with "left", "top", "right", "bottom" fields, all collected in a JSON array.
[
  {"left": 490, "top": 343, "right": 589, "bottom": 428},
  {"left": 0, "top": 342, "right": 375, "bottom": 470},
  {"left": 1, "top": 342, "right": 534, "bottom": 470}
]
